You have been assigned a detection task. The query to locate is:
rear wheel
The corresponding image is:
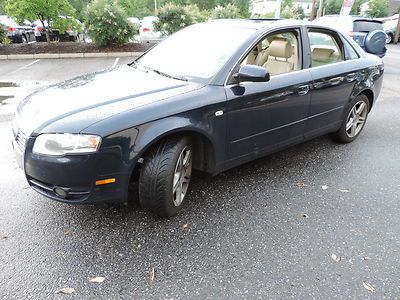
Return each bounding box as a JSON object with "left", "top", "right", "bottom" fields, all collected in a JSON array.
[
  {"left": 386, "top": 33, "right": 393, "bottom": 44},
  {"left": 331, "top": 94, "right": 370, "bottom": 143},
  {"left": 139, "top": 136, "right": 193, "bottom": 217}
]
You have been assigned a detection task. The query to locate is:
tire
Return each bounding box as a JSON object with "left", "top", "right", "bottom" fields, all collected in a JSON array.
[
  {"left": 139, "top": 136, "right": 193, "bottom": 217},
  {"left": 331, "top": 94, "right": 370, "bottom": 143},
  {"left": 387, "top": 33, "right": 393, "bottom": 44}
]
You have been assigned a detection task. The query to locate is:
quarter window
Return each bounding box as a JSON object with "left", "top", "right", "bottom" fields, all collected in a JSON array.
[{"left": 308, "top": 31, "right": 344, "bottom": 67}]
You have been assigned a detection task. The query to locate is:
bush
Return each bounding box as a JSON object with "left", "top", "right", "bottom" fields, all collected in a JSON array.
[
  {"left": 185, "top": 4, "right": 209, "bottom": 23},
  {"left": 365, "top": 0, "right": 388, "bottom": 17},
  {"left": 210, "top": 4, "right": 241, "bottom": 19},
  {"left": 52, "top": 17, "right": 82, "bottom": 35},
  {"left": 85, "top": 0, "right": 136, "bottom": 46},
  {"left": 281, "top": 5, "right": 305, "bottom": 19},
  {"left": 155, "top": 3, "right": 194, "bottom": 35},
  {"left": 0, "top": 26, "right": 6, "bottom": 44}
]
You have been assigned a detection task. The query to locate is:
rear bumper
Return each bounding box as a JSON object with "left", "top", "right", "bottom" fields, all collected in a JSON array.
[{"left": 16, "top": 136, "right": 134, "bottom": 204}]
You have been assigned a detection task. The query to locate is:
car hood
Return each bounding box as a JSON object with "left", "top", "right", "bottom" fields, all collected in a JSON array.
[{"left": 15, "top": 65, "right": 203, "bottom": 136}]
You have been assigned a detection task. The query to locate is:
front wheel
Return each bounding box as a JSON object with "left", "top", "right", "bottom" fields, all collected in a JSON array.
[
  {"left": 331, "top": 94, "right": 370, "bottom": 143},
  {"left": 139, "top": 136, "right": 193, "bottom": 217}
]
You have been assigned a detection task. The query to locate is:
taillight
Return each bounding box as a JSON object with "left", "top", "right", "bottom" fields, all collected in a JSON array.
[
  {"left": 349, "top": 31, "right": 354, "bottom": 38},
  {"left": 7, "top": 27, "right": 16, "bottom": 32},
  {"left": 142, "top": 27, "right": 151, "bottom": 33},
  {"left": 35, "top": 27, "right": 44, "bottom": 32},
  {"left": 66, "top": 27, "right": 73, "bottom": 33}
]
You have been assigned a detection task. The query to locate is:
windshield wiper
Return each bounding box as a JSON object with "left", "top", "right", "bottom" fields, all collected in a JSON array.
[{"left": 142, "top": 66, "right": 188, "bottom": 81}]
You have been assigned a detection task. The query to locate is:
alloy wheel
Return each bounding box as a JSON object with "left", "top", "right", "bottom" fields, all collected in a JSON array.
[
  {"left": 345, "top": 100, "right": 368, "bottom": 138},
  {"left": 172, "top": 146, "right": 192, "bottom": 207}
]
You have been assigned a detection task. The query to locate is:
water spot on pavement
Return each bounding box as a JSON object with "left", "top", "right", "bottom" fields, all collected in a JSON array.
[
  {"left": 0, "top": 96, "right": 14, "bottom": 105},
  {"left": 0, "top": 82, "right": 19, "bottom": 88}
]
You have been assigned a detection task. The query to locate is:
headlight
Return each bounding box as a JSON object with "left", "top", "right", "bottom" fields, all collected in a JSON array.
[{"left": 33, "top": 133, "right": 101, "bottom": 156}]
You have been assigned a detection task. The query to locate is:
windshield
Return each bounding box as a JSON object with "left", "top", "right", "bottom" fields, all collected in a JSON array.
[{"left": 137, "top": 23, "right": 255, "bottom": 82}]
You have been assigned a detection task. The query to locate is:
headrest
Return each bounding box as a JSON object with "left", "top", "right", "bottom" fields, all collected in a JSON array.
[
  {"left": 312, "top": 48, "right": 335, "bottom": 60},
  {"left": 269, "top": 40, "right": 291, "bottom": 59}
]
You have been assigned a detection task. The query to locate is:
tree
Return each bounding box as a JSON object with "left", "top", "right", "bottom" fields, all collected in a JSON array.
[
  {"left": 280, "top": 0, "right": 305, "bottom": 19},
  {"left": 232, "top": 0, "right": 251, "bottom": 18},
  {"left": 68, "top": 0, "right": 90, "bottom": 21},
  {"left": 350, "top": 0, "right": 368, "bottom": 14},
  {"left": 154, "top": 3, "right": 194, "bottom": 35},
  {"left": 118, "top": 0, "right": 154, "bottom": 18},
  {"left": 4, "top": 0, "right": 76, "bottom": 42},
  {"left": 365, "top": 0, "right": 388, "bottom": 17},
  {"left": 210, "top": 3, "right": 241, "bottom": 19},
  {"left": 324, "top": 0, "right": 342, "bottom": 14}
]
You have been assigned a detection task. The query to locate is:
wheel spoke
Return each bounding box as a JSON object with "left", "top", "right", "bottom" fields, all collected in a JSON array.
[
  {"left": 346, "top": 119, "right": 353, "bottom": 131},
  {"left": 350, "top": 122, "right": 357, "bottom": 137},
  {"left": 356, "top": 102, "right": 366, "bottom": 115}
]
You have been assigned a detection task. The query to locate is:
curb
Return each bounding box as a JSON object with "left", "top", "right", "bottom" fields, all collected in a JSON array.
[{"left": 0, "top": 52, "right": 144, "bottom": 60}]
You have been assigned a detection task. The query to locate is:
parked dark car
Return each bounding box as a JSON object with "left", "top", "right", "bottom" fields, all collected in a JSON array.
[
  {"left": 314, "top": 15, "right": 387, "bottom": 58},
  {"left": 12, "top": 20, "right": 384, "bottom": 217},
  {"left": 33, "top": 17, "right": 84, "bottom": 42},
  {"left": 0, "top": 15, "right": 36, "bottom": 43}
]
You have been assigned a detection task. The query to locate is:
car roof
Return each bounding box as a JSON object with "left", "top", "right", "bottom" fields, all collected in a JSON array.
[{"left": 209, "top": 18, "right": 307, "bottom": 30}]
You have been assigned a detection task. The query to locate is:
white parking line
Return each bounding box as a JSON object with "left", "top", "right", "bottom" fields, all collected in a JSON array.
[
  {"left": 10, "top": 60, "right": 40, "bottom": 74},
  {"left": 110, "top": 57, "right": 120, "bottom": 69}
]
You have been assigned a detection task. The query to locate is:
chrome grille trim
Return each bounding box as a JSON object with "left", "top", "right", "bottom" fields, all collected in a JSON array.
[{"left": 14, "top": 129, "right": 27, "bottom": 153}]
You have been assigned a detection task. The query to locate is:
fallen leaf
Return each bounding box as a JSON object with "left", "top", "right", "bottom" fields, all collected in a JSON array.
[
  {"left": 55, "top": 287, "right": 75, "bottom": 294},
  {"left": 181, "top": 224, "right": 190, "bottom": 231},
  {"left": 302, "top": 213, "right": 309, "bottom": 218},
  {"left": 363, "top": 256, "right": 370, "bottom": 261},
  {"left": 331, "top": 253, "right": 343, "bottom": 262},
  {"left": 296, "top": 182, "right": 308, "bottom": 187},
  {"left": 322, "top": 185, "right": 328, "bottom": 190},
  {"left": 363, "top": 282, "right": 375, "bottom": 293},
  {"left": 0, "top": 233, "right": 8, "bottom": 240},
  {"left": 339, "top": 189, "right": 350, "bottom": 193},
  {"left": 89, "top": 276, "right": 105, "bottom": 283},
  {"left": 149, "top": 268, "right": 155, "bottom": 282},
  {"left": 64, "top": 231, "right": 73, "bottom": 236}
]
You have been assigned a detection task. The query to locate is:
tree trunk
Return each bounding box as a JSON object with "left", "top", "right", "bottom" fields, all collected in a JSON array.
[
  {"left": 394, "top": 16, "right": 400, "bottom": 44},
  {"left": 40, "top": 19, "right": 50, "bottom": 42}
]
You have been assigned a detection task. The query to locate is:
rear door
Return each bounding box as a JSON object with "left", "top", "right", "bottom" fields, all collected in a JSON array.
[{"left": 305, "top": 27, "right": 362, "bottom": 138}]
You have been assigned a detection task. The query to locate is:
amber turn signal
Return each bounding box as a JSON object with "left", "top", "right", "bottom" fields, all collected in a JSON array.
[{"left": 95, "top": 178, "right": 116, "bottom": 186}]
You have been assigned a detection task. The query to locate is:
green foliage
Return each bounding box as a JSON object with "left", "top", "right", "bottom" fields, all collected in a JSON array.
[
  {"left": 185, "top": 4, "right": 210, "bottom": 23},
  {"left": 210, "top": 3, "right": 241, "bottom": 19},
  {"left": 154, "top": 3, "right": 194, "bottom": 35},
  {"left": 231, "top": 0, "right": 251, "bottom": 18},
  {"left": 0, "top": 25, "right": 9, "bottom": 44},
  {"left": 324, "top": 0, "right": 342, "bottom": 14},
  {"left": 118, "top": 0, "right": 154, "bottom": 18},
  {"left": 85, "top": 0, "right": 136, "bottom": 46},
  {"left": 52, "top": 17, "right": 82, "bottom": 34},
  {"left": 280, "top": 0, "right": 305, "bottom": 19},
  {"left": 260, "top": 11, "right": 276, "bottom": 18},
  {"left": 365, "top": 0, "right": 388, "bottom": 17},
  {"left": 4, "top": 0, "right": 76, "bottom": 41},
  {"left": 350, "top": 0, "right": 367, "bottom": 14}
]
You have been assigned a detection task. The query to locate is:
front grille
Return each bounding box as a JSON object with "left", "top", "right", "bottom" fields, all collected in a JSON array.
[{"left": 14, "top": 129, "right": 27, "bottom": 153}]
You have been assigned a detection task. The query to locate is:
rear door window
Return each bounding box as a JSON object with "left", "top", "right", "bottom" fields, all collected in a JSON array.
[{"left": 308, "top": 31, "right": 344, "bottom": 67}]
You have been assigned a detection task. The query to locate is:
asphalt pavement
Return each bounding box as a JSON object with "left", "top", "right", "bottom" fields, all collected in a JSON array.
[{"left": 0, "top": 46, "right": 399, "bottom": 299}]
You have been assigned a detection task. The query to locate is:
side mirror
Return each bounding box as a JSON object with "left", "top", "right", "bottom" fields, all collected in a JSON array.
[{"left": 233, "top": 65, "right": 270, "bottom": 83}]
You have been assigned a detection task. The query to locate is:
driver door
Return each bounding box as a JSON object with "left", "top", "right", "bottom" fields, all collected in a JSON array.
[{"left": 224, "top": 29, "right": 313, "bottom": 159}]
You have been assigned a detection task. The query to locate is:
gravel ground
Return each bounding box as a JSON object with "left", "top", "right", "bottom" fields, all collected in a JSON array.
[{"left": 0, "top": 45, "right": 399, "bottom": 299}]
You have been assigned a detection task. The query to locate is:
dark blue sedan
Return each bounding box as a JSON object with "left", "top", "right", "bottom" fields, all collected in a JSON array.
[{"left": 12, "top": 19, "right": 384, "bottom": 217}]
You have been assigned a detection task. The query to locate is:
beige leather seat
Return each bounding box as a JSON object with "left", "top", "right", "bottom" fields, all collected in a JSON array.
[
  {"left": 244, "top": 45, "right": 269, "bottom": 66},
  {"left": 263, "top": 40, "right": 293, "bottom": 75},
  {"left": 311, "top": 48, "right": 335, "bottom": 67}
]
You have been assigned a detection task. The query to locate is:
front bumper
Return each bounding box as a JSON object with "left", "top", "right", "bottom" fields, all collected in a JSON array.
[{"left": 13, "top": 135, "right": 134, "bottom": 204}]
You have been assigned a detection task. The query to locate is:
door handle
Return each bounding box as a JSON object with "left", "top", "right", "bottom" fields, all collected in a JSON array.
[{"left": 297, "top": 85, "right": 310, "bottom": 95}]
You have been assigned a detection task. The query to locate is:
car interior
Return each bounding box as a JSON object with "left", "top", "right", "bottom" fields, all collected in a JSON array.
[
  {"left": 242, "top": 31, "right": 300, "bottom": 76},
  {"left": 308, "top": 31, "right": 344, "bottom": 67}
]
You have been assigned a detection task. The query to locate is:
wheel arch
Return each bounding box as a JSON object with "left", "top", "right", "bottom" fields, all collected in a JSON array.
[
  {"left": 133, "top": 118, "right": 218, "bottom": 175},
  {"left": 357, "top": 89, "right": 374, "bottom": 111}
]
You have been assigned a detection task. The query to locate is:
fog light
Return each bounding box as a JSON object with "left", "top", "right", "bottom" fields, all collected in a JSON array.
[{"left": 53, "top": 187, "right": 70, "bottom": 199}]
